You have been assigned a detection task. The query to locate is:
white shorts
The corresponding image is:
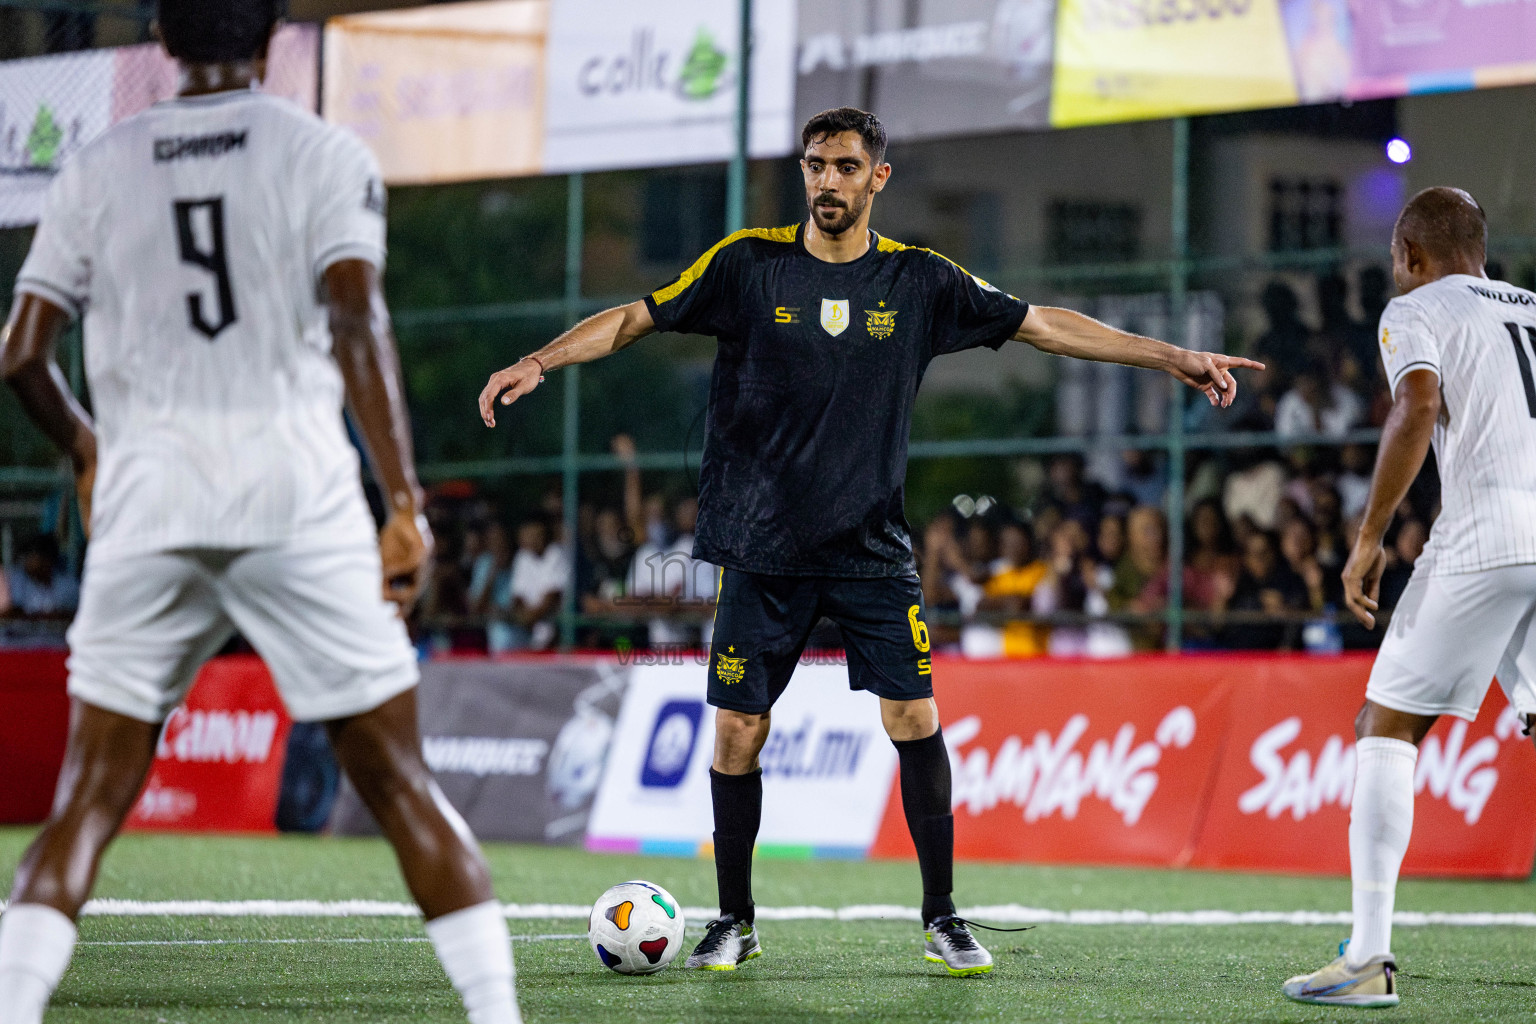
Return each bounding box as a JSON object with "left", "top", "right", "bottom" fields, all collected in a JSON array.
[
  {"left": 67, "top": 539, "right": 418, "bottom": 724},
  {"left": 1366, "top": 563, "right": 1536, "bottom": 722}
]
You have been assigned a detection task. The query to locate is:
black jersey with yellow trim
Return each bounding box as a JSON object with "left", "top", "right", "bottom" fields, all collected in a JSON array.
[{"left": 643, "top": 222, "right": 1029, "bottom": 578}]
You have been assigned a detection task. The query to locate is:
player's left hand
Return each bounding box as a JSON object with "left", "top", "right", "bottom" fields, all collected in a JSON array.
[
  {"left": 478, "top": 357, "right": 545, "bottom": 427},
  {"left": 379, "top": 510, "right": 433, "bottom": 616},
  {"left": 1167, "top": 350, "right": 1265, "bottom": 408},
  {"left": 1341, "top": 535, "right": 1387, "bottom": 629}
]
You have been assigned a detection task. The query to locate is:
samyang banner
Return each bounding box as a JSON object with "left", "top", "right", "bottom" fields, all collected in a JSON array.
[{"left": 0, "top": 24, "right": 318, "bottom": 228}]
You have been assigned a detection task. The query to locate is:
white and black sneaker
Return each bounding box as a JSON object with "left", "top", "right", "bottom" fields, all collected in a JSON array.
[
  {"left": 684, "top": 914, "right": 763, "bottom": 971},
  {"left": 924, "top": 915, "right": 993, "bottom": 977}
]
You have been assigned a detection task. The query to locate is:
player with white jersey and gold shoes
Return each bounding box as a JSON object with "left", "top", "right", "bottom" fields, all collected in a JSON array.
[
  {"left": 0, "top": 3, "right": 519, "bottom": 1022},
  {"left": 1283, "top": 187, "right": 1536, "bottom": 1008}
]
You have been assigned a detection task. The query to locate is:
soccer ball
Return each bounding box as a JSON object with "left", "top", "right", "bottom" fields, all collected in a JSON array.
[{"left": 587, "top": 880, "right": 686, "bottom": 974}]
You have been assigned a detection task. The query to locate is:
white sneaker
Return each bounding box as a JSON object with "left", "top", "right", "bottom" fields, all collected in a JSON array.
[
  {"left": 683, "top": 915, "right": 762, "bottom": 971},
  {"left": 923, "top": 915, "right": 993, "bottom": 977},
  {"left": 1283, "top": 948, "right": 1399, "bottom": 1007}
]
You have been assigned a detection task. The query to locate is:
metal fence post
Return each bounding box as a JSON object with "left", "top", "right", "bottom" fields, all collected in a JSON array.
[
  {"left": 1165, "top": 116, "right": 1190, "bottom": 652},
  {"left": 560, "top": 172, "right": 584, "bottom": 650},
  {"left": 725, "top": 0, "right": 752, "bottom": 233}
]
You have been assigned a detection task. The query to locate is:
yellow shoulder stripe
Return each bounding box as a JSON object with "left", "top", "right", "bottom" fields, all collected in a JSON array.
[
  {"left": 651, "top": 225, "right": 799, "bottom": 305},
  {"left": 876, "top": 235, "right": 1012, "bottom": 297}
]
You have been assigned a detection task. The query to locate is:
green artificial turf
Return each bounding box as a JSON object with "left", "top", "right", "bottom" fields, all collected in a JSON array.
[{"left": 3, "top": 829, "right": 1534, "bottom": 1022}]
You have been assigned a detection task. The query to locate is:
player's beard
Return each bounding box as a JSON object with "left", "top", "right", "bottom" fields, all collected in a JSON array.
[{"left": 809, "top": 187, "right": 869, "bottom": 237}]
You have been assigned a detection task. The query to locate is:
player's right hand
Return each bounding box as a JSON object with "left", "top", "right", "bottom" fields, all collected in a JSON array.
[
  {"left": 478, "top": 358, "right": 544, "bottom": 427},
  {"left": 1341, "top": 535, "right": 1387, "bottom": 629},
  {"left": 379, "top": 510, "right": 433, "bottom": 616}
]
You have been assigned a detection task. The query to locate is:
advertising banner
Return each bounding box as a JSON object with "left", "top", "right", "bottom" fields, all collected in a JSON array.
[
  {"left": 125, "top": 656, "right": 294, "bottom": 834},
  {"left": 0, "top": 649, "right": 70, "bottom": 824},
  {"left": 0, "top": 24, "right": 318, "bottom": 228},
  {"left": 1051, "top": 0, "right": 1298, "bottom": 127},
  {"left": 586, "top": 661, "right": 899, "bottom": 857},
  {"left": 542, "top": 0, "right": 796, "bottom": 173},
  {"left": 795, "top": 0, "right": 1058, "bottom": 141},
  {"left": 323, "top": 1, "right": 546, "bottom": 185},
  {"left": 330, "top": 658, "right": 628, "bottom": 843},
  {"left": 1190, "top": 658, "right": 1536, "bottom": 877},
  {"left": 1281, "top": 0, "right": 1536, "bottom": 103},
  {"left": 869, "top": 658, "right": 1234, "bottom": 866}
]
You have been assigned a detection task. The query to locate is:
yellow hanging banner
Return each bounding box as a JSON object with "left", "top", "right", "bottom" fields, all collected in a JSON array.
[{"left": 1051, "top": 0, "right": 1298, "bottom": 128}]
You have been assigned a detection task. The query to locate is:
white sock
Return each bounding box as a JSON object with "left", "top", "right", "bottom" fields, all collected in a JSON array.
[
  {"left": 1347, "top": 737, "right": 1417, "bottom": 966},
  {"left": 425, "top": 901, "right": 521, "bottom": 1024},
  {"left": 0, "top": 904, "right": 78, "bottom": 1024}
]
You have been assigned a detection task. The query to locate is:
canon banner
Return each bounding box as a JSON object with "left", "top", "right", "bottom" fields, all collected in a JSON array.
[
  {"left": 0, "top": 24, "right": 317, "bottom": 228},
  {"left": 125, "top": 656, "right": 294, "bottom": 834},
  {"left": 795, "top": 0, "right": 1058, "bottom": 141},
  {"left": 330, "top": 659, "right": 628, "bottom": 843},
  {"left": 586, "top": 661, "right": 899, "bottom": 857}
]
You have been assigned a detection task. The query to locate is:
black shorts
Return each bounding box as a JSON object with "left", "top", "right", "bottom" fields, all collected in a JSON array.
[{"left": 706, "top": 569, "right": 934, "bottom": 714}]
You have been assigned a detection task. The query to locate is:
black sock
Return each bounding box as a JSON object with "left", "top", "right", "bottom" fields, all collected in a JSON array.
[
  {"left": 710, "top": 768, "right": 762, "bottom": 924},
  {"left": 893, "top": 729, "right": 955, "bottom": 925}
]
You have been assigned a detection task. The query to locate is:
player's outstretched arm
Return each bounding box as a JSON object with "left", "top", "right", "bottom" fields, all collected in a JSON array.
[
  {"left": 326, "top": 259, "right": 431, "bottom": 615},
  {"left": 1341, "top": 368, "right": 1440, "bottom": 630},
  {"left": 478, "top": 300, "right": 655, "bottom": 427},
  {"left": 0, "top": 293, "right": 97, "bottom": 530},
  {"left": 1014, "top": 304, "right": 1264, "bottom": 409}
]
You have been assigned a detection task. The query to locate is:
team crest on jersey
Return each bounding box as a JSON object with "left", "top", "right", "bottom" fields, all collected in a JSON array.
[
  {"left": 820, "top": 299, "right": 850, "bottom": 337},
  {"left": 865, "top": 306, "right": 897, "bottom": 339},
  {"left": 716, "top": 651, "right": 747, "bottom": 686},
  {"left": 1380, "top": 327, "right": 1397, "bottom": 355}
]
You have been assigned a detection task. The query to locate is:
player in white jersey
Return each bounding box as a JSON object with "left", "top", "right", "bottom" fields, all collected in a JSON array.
[
  {"left": 0, "top": 4, "right": 519, "bottom": 1023},
  {"left": 1283, "top": 187, "right": 1536, "bottom": 1007}
]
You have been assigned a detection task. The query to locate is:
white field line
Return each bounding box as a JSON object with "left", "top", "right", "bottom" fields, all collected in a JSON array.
[
  {"left": 4, "top": 900, "right": 1532, "bottom": 928},
  {"left": 78, "top": 934, "right": 586, "bottom": 948}
]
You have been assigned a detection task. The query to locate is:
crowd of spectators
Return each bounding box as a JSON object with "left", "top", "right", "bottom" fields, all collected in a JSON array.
[{"left": 1, "top": 268, "right": 1443, "bottom": 657}]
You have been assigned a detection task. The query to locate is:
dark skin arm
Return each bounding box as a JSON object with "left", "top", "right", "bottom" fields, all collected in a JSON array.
[
  {"left": 1341, "top": 368, "right": 1441, "bottom": 630},
  {"left": 0, "top": 293, "right": 97, "bottom": 530},
  {"left": 325, "top": 259, "right": 431, "bottom": 614}
]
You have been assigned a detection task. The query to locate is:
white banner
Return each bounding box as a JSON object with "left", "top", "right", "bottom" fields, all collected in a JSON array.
[
  {"left": 0, "top": 25, "right": 319, "bottom": 229},
  {"left": 0, "top": 50, "right": 113, "bottom": 229},
  {"left": 542, "top": 0, "right": 796, "bottom": 173},
  {"left": 586, "top": 662, "right": 898, "bottom": 856}
]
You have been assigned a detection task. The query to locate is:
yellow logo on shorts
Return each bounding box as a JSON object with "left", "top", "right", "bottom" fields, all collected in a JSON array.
[{"left": 716, "top": 652, "right": 747, "bottom": 686}]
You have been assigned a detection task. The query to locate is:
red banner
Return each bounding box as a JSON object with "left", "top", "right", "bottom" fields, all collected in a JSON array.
[
  {"left": 125, "top": 655, "right": 292, "bottom": 834},
  {"left": 871, "top": 658, "right": 1235, "bottom": 866},
  {"left": 1191, "top": 658, "right": 1536, "bottom": 877},
  {"left": 872, "top": 655, "right": 1536, "bottom": 878},
  {"left": 0, "top": 650, "right": 70, "bottom": 824}
]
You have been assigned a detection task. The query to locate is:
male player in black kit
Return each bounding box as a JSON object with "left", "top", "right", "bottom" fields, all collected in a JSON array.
[{"left": 479, "top": 108, "right": 1261, "bottom": 975}]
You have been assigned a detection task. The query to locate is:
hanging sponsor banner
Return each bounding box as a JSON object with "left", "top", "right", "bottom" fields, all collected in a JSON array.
[
  {"left": 1280, "top": 0, "right": 1536, "bottom": 103},
  {"left": 330, "top": 659, "right": 627, "bottom": 843},
  {"left": 323, "top": 1, "right": 547, "bottom": 185},
  {"left": 868, "top": 658, "right": 1233, "bottom": 866},
  {"left": 586, "top": 661, "right": 898, "bottom": 857},
  {"left": 1190, "top": 658, "right": 1536, "bottom": 878},
  {"left": 125, "top": 656, "right": 293, "bottom": 834},
  {"left": 1050, "top": 0, "right": 1298, "bottom": 127},
  {"left": 795, "top": 0, "right": 1058, "bottom": 141},
  {"left": 541, "top": 0, "right": 795, "bottom": 173},
  {"left": 0, "top": 649, "right": 70, "bottom": 824},
  {"left": 0, "top": 24, "right": 318, "bottom": 228}
]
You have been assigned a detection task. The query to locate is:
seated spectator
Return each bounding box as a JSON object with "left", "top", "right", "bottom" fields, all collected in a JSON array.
[
  {"left": 1045, "top": 453, "right": 1104, "bottom": 527},
  {"left": 468, "top": 521, "right": 512, "bottom": 618},
  {"left": 1096, "top": 513, "right": 1126, "bottom": 583},
  {"left": 4, "top": 535, "right": 79, "bottom": 618},
  {"left": 503, "top": 517, "right": 567, "bottom": 651},
  {"left": 1107, "top": 506, "right": 1168, "bottom": 651},
  {"left": 920, "top": 515, "right": 967, "bottom": 650},
  {"left": 975, "top": 521, "right": 1048, "bottom": 657},
  {"left": 1336, "top": 443, "right": 1373, "bottom": 521},
  {"left": 583, "top": 506, "right": 635, "bottom": 601},
  {"left": 1223, "top": 448, "right": 1287, "bottom": 530},
  {"left": 626, "top": 497, "right": 717, "bottom": 649},
  {"left": 1033, "top": 519, "right": 1130, "bottom": 658},
  {"left": 1309, "top": 481, "right": 1346, "bottom": 573},
  {"left": 1119, "top": 449, "right": 1166, "bottom": 511},
  {"left": 1187, "top": 498, "right": 1239, "bottom": 580},
  {"left": 1216, "top": 529, "right": 1309, "bottom": 649},
  {"left": 1279, "top": 516, "right": 1336, "bottom": 611},
  {"left": 1275, "top": 358, "right": 1365, "bottom": 438},
  {"left": 1379, "top": 518, "right": 1427, "bottom": 612}
]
